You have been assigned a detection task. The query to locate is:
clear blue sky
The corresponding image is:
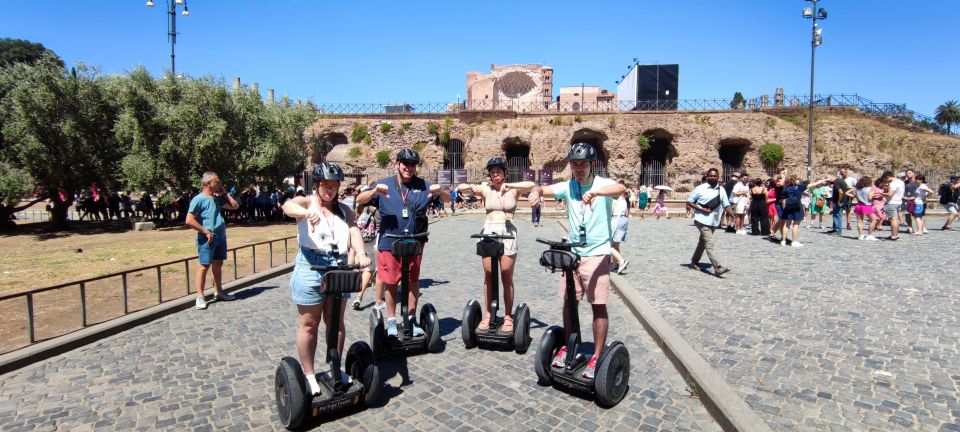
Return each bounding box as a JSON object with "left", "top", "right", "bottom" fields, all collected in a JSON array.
[{"left": 4, "top": 1, "right": 958, "bottom": 116}]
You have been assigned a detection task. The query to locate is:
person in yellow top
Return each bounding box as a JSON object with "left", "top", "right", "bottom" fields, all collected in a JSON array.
[{"left": 457, "top": 157, "right": 535, "bottom": 333}]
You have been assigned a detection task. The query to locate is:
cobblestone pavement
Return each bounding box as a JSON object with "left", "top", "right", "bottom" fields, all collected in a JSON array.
[
  {"left": 0, "top": 214, "right": 718, "bottom": 431},
  {"left": 617, "top": 215, "right": 960, "bottom": 431}
]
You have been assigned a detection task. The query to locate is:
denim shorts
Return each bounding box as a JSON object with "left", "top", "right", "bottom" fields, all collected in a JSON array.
[
  {"left": 196, "top": 233, "right": 227, "bottom": 265},
  {"left": 290, "top": 247, "right": 351, "bottom": 306}
]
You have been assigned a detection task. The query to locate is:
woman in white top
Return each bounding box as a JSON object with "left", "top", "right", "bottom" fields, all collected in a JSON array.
[
  {"left": 610, "top": 187, "right": 630, "bottom": 274},
  {"left": 911, "top": 174, "right": 936, "bottom": 235},
  {"left": 457, "top": 157, "right": 535, "bottom": 333},
  {"left": 281, "top": 163, "right": 370, "bottom": 395}
]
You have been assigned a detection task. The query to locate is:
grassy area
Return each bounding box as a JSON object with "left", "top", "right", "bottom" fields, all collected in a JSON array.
[{"left": 0, "top": 221, "right": 297, "bottom": 297}]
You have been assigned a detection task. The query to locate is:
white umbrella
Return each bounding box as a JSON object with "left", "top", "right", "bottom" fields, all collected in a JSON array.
[{"left": 654, "top": 185, "right": 673, "bottom": 191}]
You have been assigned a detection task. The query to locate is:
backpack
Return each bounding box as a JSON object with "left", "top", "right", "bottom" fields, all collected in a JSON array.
[
  {"left": 784, "top": 186, "right": 803, "bottom": 212},
  {"left": 939, "top": 183, "right": 952, "bottom": 205}
]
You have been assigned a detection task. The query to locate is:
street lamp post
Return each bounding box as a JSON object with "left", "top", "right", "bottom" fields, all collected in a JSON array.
[
  {"left": 146, "top": 0, "right": 190, "bottom": 77},
  {"left": 803, "top": 1, "right": 827, "bottom": 181}
]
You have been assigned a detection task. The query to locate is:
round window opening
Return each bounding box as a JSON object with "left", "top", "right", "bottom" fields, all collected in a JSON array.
[{"left": 497, "top": 71, "right": 537, "bottom": 98}]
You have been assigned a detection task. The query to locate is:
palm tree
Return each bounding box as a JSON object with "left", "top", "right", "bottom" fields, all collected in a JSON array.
[{"left": 935, "top": 100, "right": 960, "bottom": 134}]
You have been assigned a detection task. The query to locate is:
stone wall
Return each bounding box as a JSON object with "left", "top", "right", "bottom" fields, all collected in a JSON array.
[{"left": 304, "top": 108, "right": 960, "bottom": 191}]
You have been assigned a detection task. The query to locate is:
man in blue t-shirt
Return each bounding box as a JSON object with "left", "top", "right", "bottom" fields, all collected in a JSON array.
[
  {"left": 528, "top": 142, "right": 625, "bottom": 380},
  {"left": 185, "top": 171, "right": 240, "bottom": 310},
  {"left": 355, "top": 149, "right": 449, "bottom": 337}
]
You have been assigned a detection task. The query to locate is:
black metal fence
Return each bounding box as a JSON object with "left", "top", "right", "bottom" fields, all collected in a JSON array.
[
  {"left": 0, "top": 236, "right": 297, "bottom": 355},
  {"left": 314, "top": 94, "right": 952, "bottom": 135}
]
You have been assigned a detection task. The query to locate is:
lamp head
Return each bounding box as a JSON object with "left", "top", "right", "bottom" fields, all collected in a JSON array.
[
  {"left": 802, "top": 7, "right": 813, "bottom": 18},
  {"left": 146, "top": 0, "right": 155, "bottom": 7},
  {"left": 818, "top": 8, "right": 828, "bottom": 19}
]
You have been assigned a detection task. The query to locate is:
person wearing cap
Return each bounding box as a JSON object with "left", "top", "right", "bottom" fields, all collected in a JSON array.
[
  {"left": 457, "top": 157, "right": 535, "bottom": 333},
  {"left": 281, "top": 162, "right": 370, "bottom": 395},
  {"left": 356, "top": 148, "right": 450, "bottom": 338},
  {"left": 185, "top": 171, "right": 240, "bottom": 310},
  {"left": 529, "top": 142, "right": 626, "bottom": 380}
]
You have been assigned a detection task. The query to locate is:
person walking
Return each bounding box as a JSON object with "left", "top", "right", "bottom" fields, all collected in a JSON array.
[
  {"left": 686, "top": 168, "right": 731, "bottom": 276},
  {"left": 636, "top": 185, "right": 649, "bottom": 220},
  {"left": 880, "top": 171, "right": 905, "bottom": 240},
  {"left": 609, "top": 186, "right": 631, "bottom": 274},
  {"left": 185, "top": 171, "right": 240, "bottom": 310},
  {"left": 939, "top": 175, "right": 960, "bottom": 230},
  {"left": 910, "top": 174, "right": 936, "bottom": 236},
  {"left": 529, "top": 142, "right": 626, "bottom": 379},
  {"left": 530, "top": 189, "right": 543, "bottom": 227}
]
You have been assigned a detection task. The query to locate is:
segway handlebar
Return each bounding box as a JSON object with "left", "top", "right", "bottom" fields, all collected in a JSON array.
[
  {"left": 470, "top": 233, "right": 515, "bottom": 240},
  {"left": 310, "top": 263, "right": 363, "bottom": 272},
  {"left": 535, "top": 237, "right": 587, "bottom": 249},
  {"left": 383, "top": 231, "right": 429, "bottom": 240}
]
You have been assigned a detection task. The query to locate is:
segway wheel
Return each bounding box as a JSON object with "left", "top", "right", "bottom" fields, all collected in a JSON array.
[
  {"left": 513, "top": 303, "right": 532, "bottom": 354},
  {"left": 595, "top": 343, "right": 631, "bottom": 408},
  {"left": 461, "top": 299, "right": 481, "bottom": 349},
  {"left": 346, "top": 342, "right": 380, "bottom": 407},
  {"left": 420, "top": 303, "right": 441, "bottom": 353},
  {"left": 275, "top": 356, "right": 307, "bottom": 430},
  {"left": 369, "top": 309, "right": 384, "bottom": 358},
  {"left": 534, "top": 326, "right": 563, "bottom": 386}
]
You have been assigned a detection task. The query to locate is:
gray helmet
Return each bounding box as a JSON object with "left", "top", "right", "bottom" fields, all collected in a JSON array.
[
  {"left": 486, "top": 157, "right": 507, "bottom": 172},
  {"left": 312, "top": 162, "right": 345, "bottom": 182},
  {"left": 568, "top": 142, "right": 598, "bottom": 161},
  {"left": 396, "top": 148, "right": 421, "bottom": 164}
]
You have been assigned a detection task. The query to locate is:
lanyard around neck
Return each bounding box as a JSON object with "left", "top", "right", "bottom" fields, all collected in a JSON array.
[{"left": 395, "top": 175, "right": 411, "bottom": 206}]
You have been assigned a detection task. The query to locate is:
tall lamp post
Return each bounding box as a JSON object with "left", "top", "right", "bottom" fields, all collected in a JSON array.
[
  {"left": 146, "top": 0, "right": 190, "bottom": 77},
  {"left": 803, "top": 1, "right": 827, "bottom": 181}
]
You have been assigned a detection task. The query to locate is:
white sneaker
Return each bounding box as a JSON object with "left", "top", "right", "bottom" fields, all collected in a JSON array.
[
  {"left": 195, "top": 297, "right": 207, "bottom": 310},
  {"left": 866, "top": 235, "right": 879, "bottom": 241},
  {"left": 374, "top": 302, "right": 386, "bottom": 311},
  {"left": 305, "top": 374, "right": 322, "bottom": 396},
  {"left": 858, "top": 235, "right": 866, "bottom": 240},
  {"left": 792, "top": 242, "right": 804, "bottom": 248},
  {"left": 780, "top": 240, "right": 786, "bottom": 246},
  {"left": 352, "top": 298, "right": 361, "bottom": 309},
  {"left": 923, "top": 229, "right": 929, "bottom": 234},
  {"left": 215, "top": 291, "right": 234, "bottom": 301},
  {"left": 617, "top": 259, "right": 630, "bottom": 274}
]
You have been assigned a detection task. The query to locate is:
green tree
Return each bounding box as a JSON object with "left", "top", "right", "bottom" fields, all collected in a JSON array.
[
  {"left": 0, "top": 38, "right": 64, "bottom": 69},
  {"left": 730, "top": 92, "right": 745, "bottom": 110},
  {"left": 758, "top": 143, "right": 784, "bottom": 167},
  {"left": 935, "top": 100, "right": 960, "bottom": 134},
  {"left": 0, "top": 57, "right": 121, "bottom": 227}
]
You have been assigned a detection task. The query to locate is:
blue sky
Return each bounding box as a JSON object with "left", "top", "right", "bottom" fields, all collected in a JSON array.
[{"left": 4, "top": 1, "right": 958, "bottom": 116}]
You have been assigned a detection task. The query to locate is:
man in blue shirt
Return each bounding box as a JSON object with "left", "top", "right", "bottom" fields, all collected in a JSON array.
[
  {"left": 355, "top": 149, "right": 450, "bottom": 337},
  {"left": 185, "top": 171, "right": 240, "bottom": 310},
  {"left": 686, "top": 168, "right": 732, "bottom": 277}
]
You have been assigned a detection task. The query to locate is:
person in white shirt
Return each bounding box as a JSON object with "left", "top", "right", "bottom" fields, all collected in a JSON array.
[
  {"left": 609, "top": 185, "right": 631, "bottom": 274},
  {"left": 685, "top": 168, "right": 732, "bottom": 277},
  {"left": 881, "top": 170, "right": 905, "bottom": 240},
  {"left": 732, "top": 173, "right": 751, "bottom": 234}
]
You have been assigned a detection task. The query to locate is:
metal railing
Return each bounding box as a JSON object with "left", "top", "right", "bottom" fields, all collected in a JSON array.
[
  {"left": 313, "top": 94, "right": 952, "bottom": 135},
  {"left": 14, "top": 209, "right": 81, "bottom": 223},
  {"left": 0, "top": 235, "right": 297, "bottom": 354}
]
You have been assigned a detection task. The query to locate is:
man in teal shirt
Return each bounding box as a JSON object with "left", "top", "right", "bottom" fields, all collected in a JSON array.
[
  {"left": 529, "top": 143, "right": 625, "bottom": 379},
  {"left": 185, "top": 171, "right": 240, "bottom": 310}
]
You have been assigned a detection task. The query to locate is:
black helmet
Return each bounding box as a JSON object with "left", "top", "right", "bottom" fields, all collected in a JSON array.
[
  {"left": 486, "top": 157, "right": 507, "bottom": 172},
  {"left": 396, "top": 148, "right": 421, "bottom": 164},
  {"left": 312, "top": 162, "right": 345, "bottom": 182},
  {"left": 568, "top": 142, "right": 598, "bottom": 161}
]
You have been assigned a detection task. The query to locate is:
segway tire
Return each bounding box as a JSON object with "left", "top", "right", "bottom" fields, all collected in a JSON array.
[
  {"left": 369, "top": 309, "right": 384, "bottom": 358},
  {"left": 534, "top": 326, "right": 563, "bottom": 386},
  {"left": 595, "top": 343, "right": 630, "bottom": 408},
  {"left": 462, "top": 299, "right": 481, "bottom": 349},
  {"left": 275, "top": 356, "right": 307, "bottom": 430},
  {"left": 513, "top": 303, "right": 532, "bottom": 354},
  {"left": 420, "top": 303, "right": 441, "bottom": 353},
  {"left": 346, "top": 342, "right": 380, "bottom": 406}
]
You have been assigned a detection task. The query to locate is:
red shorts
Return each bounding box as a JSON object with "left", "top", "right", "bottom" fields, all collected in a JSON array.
[
  {"left": 557, "top": 255, "right": 611, "bottom": 305},
  {"left": 376, "top": 248, "right": 423, "bottom": 286}
]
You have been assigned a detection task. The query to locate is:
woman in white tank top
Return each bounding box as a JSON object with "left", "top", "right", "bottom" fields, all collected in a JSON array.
[{"left": 281, "top": 163, "right": 370, "bottom": 395}]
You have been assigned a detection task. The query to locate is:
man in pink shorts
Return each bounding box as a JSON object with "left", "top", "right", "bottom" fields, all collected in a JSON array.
[{"left": 529, "top": 142, "right": 625, "bottom": 379}]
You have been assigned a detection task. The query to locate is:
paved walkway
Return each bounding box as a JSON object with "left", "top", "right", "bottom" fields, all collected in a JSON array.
[
  {"left": 0, "top": 214, "right": 718, "bottom": 431},
  {"left": 617, "top": 215, "right": 960, "bottom": 431}
]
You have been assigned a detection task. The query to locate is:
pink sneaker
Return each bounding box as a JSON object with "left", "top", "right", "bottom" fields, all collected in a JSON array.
[
  {"left": 551, "top": 346, "right": 568, "bottom": 367},
  {"left": 582, "top": 355, "right": 599, "bottom": 379}
]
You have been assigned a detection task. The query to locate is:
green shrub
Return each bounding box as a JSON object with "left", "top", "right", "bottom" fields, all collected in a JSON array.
[
  {"left": 426, "top": 122, "right": 439, "bottom": 136},
  {"left": 758, "top": 142, "right": 784, "bottom": 166},
  {"left": 412, "top": 141, "right": 426, "bottom": 153},
  {"left": 637, "top": 135, "right": 651, "bottom": 152},
  {"left": 551, "top": 115, "right": 563, "bottom": 126},
  {"left": 363, "top": 136, "right": 372, "bottom": 146},
  {"left": 349, "top": 146, "right": 363, "bottom": 159},
  {"left": 608, "top": 115, "right": 617, "bottom": 128},
  {"left": 730, "top": 92, "right": 745, "bottom": 109},
  {"left": 351, "top": 123, "right": 368, "bottom": 143},
  {"left": 440, "top": 130, "right": 450, "bottom": 144},
  {"left": 375, "top": 150, "right": 391, "bottom": 168},
  {"left": 379, "top": 122, "right": 392, "bottom": 134},
  {"left": 444, "top": 117, "right": 453, "bottom": 131},
  {"left": 573, "top": 114, "right": 583, "bottom": 123},
  {"left": 399, "top": 122, "right": 412, "bottom": 135}
]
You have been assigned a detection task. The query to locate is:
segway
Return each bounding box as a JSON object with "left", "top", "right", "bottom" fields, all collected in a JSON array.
[
  {"left": 461, "top": 231, "right": 532, "bottom": 353},
  {"left": 274, "top": 250, "right": 380, "bottom": 430},
  {"left": 369, "top": 231, "right": 441, "bottom": 357},
  {"left": 533, "top": 236, "right": 630, "bottom": 408}
]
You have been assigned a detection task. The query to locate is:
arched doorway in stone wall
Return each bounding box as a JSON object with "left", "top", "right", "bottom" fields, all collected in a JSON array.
[
  {"left": 311, "top": 133, "right": 349, "bottom": 164},
  {"left": 717, "top": 138, "right": 752, "bottom": 183},
  {"left": 443, "top": 139, "right": 465, "bottom": 170},
  {"left": 502, "top": 137, "right": 530, "bottom": 183},
  {"left": 640, "top": 128, "right": 676, "bottom": 187},
  {"left": 570, "top": 129, "right": 608, "bottom": 178}
]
